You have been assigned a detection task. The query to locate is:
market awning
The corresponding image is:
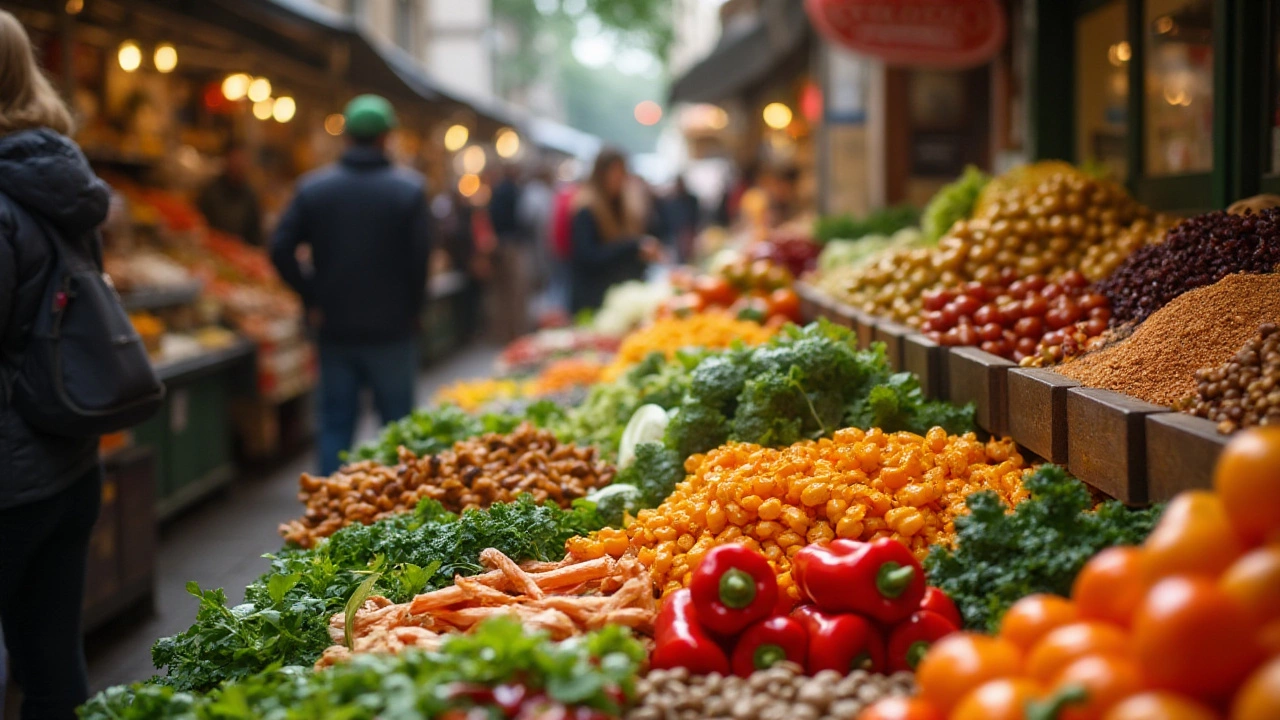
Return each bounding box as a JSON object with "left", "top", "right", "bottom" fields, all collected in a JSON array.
[{"left": 669, "top": 0, "right": 811, "bottom": 105}]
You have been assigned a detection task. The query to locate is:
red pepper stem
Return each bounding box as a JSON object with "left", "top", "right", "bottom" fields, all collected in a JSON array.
[
  {"left": 850, "top": 651, "right": 873, "bottom": 672},
  {"left": 1024, "top": 684, "right": 1089, "bottom": 720},
  {"left": 753, "top": 643, "right": 787, "bottom": 670},
  {"left": 875, "top": 562, "right": 916, "bottom": 599},
  {"left": 718, "top": 568, "right": 757, "bottom": 609},
  {"left": 905, "top": 641, "right": 931, "bottom": 671}
]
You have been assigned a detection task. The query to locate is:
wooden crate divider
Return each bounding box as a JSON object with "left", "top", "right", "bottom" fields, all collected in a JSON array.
[
  {"left": 1145, "top": 413, "right": 1230, "bottom": 502},
  {"left": 873, "top": 321, "right": 913, "bottom": 371},
  {"left": 902, "top": 333, "right": 948, "bottom": 401},
  {"left": 1007, "top": 368, "right": 1079, "bottom": 464}
]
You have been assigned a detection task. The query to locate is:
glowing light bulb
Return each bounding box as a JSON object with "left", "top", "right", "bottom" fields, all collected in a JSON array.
[
  {"left": 458, "top": 174, "right": 481, "bottom": 197},
  {"left": 222, "top": 73, "right": 250, "bottom": 101},
  {"left": 117, "top": 41, "right": 142, "bottom": 72},
  {"left": 324, "top": 113, "right": 346, "bottom": 136},
  {"left": 153, "top": 43, "right": 178, "bottom": 73},
  {"left": 495, "top": 128, "right": 520, "bottom": 158},
  {"left": 272, "top": 96, "right": 296, "bottom": 123},
  {"left": 247, "top": 77, "right": 272, "bottom": 103},
  {"left": 762, "top": 102, "right": 792, "bottom": 130},
  {"left": 444, "top": 124, "right": 469, "bottom": 152},
  {"left": 252, "top": 98, "right": 274, "bottom": 121},
  {"left": 461, "top": 145, "right": 487, "bottom": 174}
]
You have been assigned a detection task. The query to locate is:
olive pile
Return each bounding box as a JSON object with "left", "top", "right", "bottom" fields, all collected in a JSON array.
[
  {"left": 1180, "top": 323, "right": 1280, "bottom": 433},
  {"left": 920, "top": 270, "right": 1111, "bottom": 364},
  {"left": 833, "top": 172, "right": 1162, "bottom": 325}
]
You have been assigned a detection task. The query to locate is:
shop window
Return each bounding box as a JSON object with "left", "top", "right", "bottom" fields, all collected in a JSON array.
[
  {"left": 1144, "top": 0, "right": 1214, "bottom": 176},
  {"left": 1075, "top": 1, "right": 1129, "bottom": 181}
]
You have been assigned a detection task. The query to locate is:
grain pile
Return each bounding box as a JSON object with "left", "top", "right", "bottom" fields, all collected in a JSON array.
[
  {"left": 1057, "top": 273, "right": 1280, "bottom": 406},
  {"left": 1179, "top": 323, "right": 1280, "bottom": 433}
]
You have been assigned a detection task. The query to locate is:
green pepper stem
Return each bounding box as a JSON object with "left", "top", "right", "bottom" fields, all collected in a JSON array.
[
  {"left": 753, "top": 643, "right": 787, "bottom": 670},
  {"left": 849, "top": 651, "right": 873, "bottom": 672},
  {"left": 719, "top": 568, "right": 757, "bottom": 609},
  {"left": 876, "top": 562, "right": 916, "bottom": 599},
  {"left": 1025, "top": 684, "right": 1089, "bottom": 720}
]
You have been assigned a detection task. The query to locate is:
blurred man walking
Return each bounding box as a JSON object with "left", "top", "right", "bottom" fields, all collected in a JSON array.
[{"left": 271, "top": 95, "right": 429, "bottom": 475}]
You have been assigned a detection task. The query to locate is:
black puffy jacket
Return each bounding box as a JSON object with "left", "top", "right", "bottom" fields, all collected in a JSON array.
[{"left": 0, "top": 129, "right": 110, "bottom": 509}]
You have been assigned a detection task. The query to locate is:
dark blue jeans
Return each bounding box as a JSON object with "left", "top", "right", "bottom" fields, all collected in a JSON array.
[{"left": 317, "top": 339, "right": 416, "bottom": 475}]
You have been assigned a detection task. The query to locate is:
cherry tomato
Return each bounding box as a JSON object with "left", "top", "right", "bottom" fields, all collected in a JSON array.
[
  {"left": 854, "top": 697, "right": 945, "bottom": 720},
  {"left": 694, "top": 275, "right": 736, "bottom": 307},
  {"left": 999, "top": 594, "right": 1080, "bottom": 653},
  {"left": 1102, "top": 692, "right": 1220, "bottom": 720},
  {"left": 1220, "top": 546, "right": 1280, "bottom": 630},
  {"left": 922, "top": 288, "right": 952, "bottom": 312},
  {"left": 950, "top": 678, "right": 1044, "bottom": 720},
  {"left": 1014, "top": 316, "right": 1044, "bottom": 338},
  {"left": 1133, "top": 576, "right": 1261, "bottom": 701},
  {"left": 767, "top": 288, "right": 802, "bottom": 323},
  {"left": 1026, "top": 622, "right": 1130, "bottom": 684},
  {"left": 1073, "top": 547, "right": 1148, "bottom": 627},
  {"left": 952, "top": 295, "right": 983, "bottom": 317},
  {"left": 1060, "top": 269, "right": 1088, "bottom": 289},
  {"left": 1022, "top": 294, "right": 1050, "bottom": 317},
  {"left": 1213, "top": 426, "right": 1280, "bottom": 544},
  {"left": 916, "top": 633, "right": 1022, "bottom": 714},
  {"left": 1051, "top": 654, "right": 1146, "bottom": 720},
  {"left": 1142, "top": 491, "right": 1247, "bottom": 584},
  {"left": 1232, "top": 656, "right": 1280, "bottom": 720}
]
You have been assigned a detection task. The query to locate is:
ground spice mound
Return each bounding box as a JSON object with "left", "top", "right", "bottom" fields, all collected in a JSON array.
[{"left": 1057, "top": 273, "right": 1280, "bottom": 406}]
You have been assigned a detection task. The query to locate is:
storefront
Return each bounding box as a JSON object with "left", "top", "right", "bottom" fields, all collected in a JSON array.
[{"left": 1028, "top": 0, "right": 1275, "bottom": 213}]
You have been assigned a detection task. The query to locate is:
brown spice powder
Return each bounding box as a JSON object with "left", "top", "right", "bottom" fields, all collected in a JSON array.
[{"left": 1056, "top": 273, "right": 1280, "bottom": 406}]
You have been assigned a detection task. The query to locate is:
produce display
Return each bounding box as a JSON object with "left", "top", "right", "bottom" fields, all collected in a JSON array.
[
  {"left": 1180, "top": 323, "right": 1280, "bottom": 433},
  {"left": 860, "top": 426, "right": 1280, "bottom": 720},
  {"left": 532, "top": 357, "right": 608, "bottom": 395},
  {"left": 1097, "top": 209, "right": 1280, "bottom": 325},
  {"left": 282, "top": 425, "right": 613, "bottom": 547},
  {"left": 752, "top": 230, "right": 823, "bottom": 277},
  {"left": 1057, "top": 273, "right": 1280, "bottom": 406},
  {"left": 921, "top": 166, "right": 990, "bottom": 244},
  {"left": 321, "top": 550, "right": 655, "bottom": 667},
  {"left": 602, "top": 312, "right": 777, "bottom": 381},
  {"left": 816, "top": 227, "right": 925, "bottom": 274},
  {"left": 813, "top": 205, "right": 921, "bottom": 245},
  {"left": 498, "top": 328, "right": 621, "bottom": 375},
  {"left": 584, "top": 426, "right": 1027, "bottom": 601},
  {"left": 435, "top": 377, "right": 531, "bottom": 412},
  {"left": 919, "top": 270, "right": 1111, "bottom": 364},
  {"left": 662, "top": 260, "right": 802, "bottom": 325},
  {"left": 346, "top": 403, "right": 534, "bottom": 465}
]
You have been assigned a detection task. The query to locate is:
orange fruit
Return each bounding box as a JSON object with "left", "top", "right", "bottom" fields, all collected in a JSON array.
[
  {"left": 1143, "top": 492, "right": 1246, "bottom": 583},
  {"left": 1232, "top": 657, "right": 1280, "bottom": 720},
  {"left": 950, "top": 678, "right": 1044, "bottom": 720},
  {"left": 1026, "top": 622, "right": 1129, "bottom": 684},
  {"left": 1220, "top": 546, "right": 1280, "bottom": 629},
  {"left": 1073, "top": 547, "right": 1147, "bottom": 627},
  {"left": 999, "top": 594, "right": 1079, "bottom": 653},
  {"left": 854, "top": 697, "right": 945, "bottom": 720},
  {"left": 916, "top": 633, "right": 1022, "bottom": 714},
  {"left": 1103, "top": 692, "right": 1220, "bottom": 720},
  {"left": 1050, "top": 654, "right": 1146, "bottom": 720},
  {"left": 1213, "top": 426, "right": 1280, "bottom": 545}
]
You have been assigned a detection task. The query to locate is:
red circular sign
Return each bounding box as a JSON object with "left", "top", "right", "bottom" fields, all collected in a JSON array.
[{"left": 805, "top": 0, "right": 1007, "bottom": 68}]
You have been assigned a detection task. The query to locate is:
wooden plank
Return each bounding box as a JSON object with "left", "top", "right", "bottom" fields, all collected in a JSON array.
[
  {"left": 1145, "top": 413, "right": 1230, "bottom": 502},
  {"left": 794, "top": 281, "right": 824, "bottom": 323},
  {"left": 1066, "top": 387, "right": 1169, "bottom": 504},
  {"left": 1008, "top": 368, "right": 1079, "bottom": 464},
  {"left": 902, "top": 333, "right": 948, "bottom": 400},
  {"left": 832, "top": 302, "right": 859, "bottom": 330},
  {"left": 947, "top": 346, "right": 1015, "bottom": 435},
  {"left": 873, "top": 321, "right": 913, "bottom": 371},
  {"left": 854, "top": 311, "right": 878, "bottom": 350}
]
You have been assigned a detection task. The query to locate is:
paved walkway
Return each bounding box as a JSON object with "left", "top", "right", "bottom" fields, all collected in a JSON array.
[{"left": 83, "top": 343, "right": 500, "bottom": 691}]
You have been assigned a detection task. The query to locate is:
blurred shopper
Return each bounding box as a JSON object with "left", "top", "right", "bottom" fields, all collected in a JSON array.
[
  {"left": 665, "top": 175, "right": 701, "bottom": 263},
  {"left": 519, "top": 166, "right": 559, "bottom": 323},
  {"left": 569, "top": 148, "right": 663, "bottom": 313},
  {"left": 547, "top": 178, "right": 579, "bottom": 315},
  {"left": 271, "top": 95, "right": 429, "bottom": 475},
  {"left": 763, "top": 163, "right": 802, "bottom": 226},
  {"left": 488, "top": 165, "right": 531, "bottom": 341},
  {"left": 0, "top": 11, "right": 117, "bottom": 717},
  {"left": 436, "top": 188, "right": 484, "bottom": 343},
  {"left": 198, "top": 143, "right": 263, "bottom": 246}
]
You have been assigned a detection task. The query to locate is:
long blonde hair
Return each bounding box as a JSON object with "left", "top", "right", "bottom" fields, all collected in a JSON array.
[{"left": 0, "top": 10, "right": 73, "bottom": 137}]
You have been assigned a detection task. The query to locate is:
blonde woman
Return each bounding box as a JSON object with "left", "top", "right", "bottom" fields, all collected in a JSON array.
[{"left": 0, "top": 10, "right": 112, "bottom": 718}]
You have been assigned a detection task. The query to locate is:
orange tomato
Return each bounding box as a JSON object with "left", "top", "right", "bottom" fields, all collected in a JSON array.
[
  {"left": 1232, "top": 656, "right": 1280, "bottom": 720},
  {"left": 1133, "top": 576, "right": 1262, "bottom": 701},
  {"left": 999, "top": 594, "right": 1080, "bottom": 653},
  {"left": 1103, "top": 692, "right": 1221, "bottom": 720},
  {"left": 1220, "top": 546, "right": 1280, "bottom": 630},
  {"left": 1143, "top": 491, "right": 1247, "bottom": 583},
  {"left": 1027, "top": 622, "right": 1130, "bottom": 684},
  {"left": 1050, "top": 654, "right": 1147, "bottom": 720},
  {"left": 694, "top": 275, "right": 737, "bottom": 307},
  {"left": 855, "top": 697, "right": 946, "bottom": 720},
  {"left": 1213, "top": 425, "right": 1280, "bottom": 545},
  {"left": 917, "top": 633, "right": 1023, "bottom": 714},
  {"left": 767, "top": 287, "right": 802, "bottom": 322},
  {"left": 1073, "top": 547, "right": 1148, "bottom": 627},
  {"left": 949, "top": 678, "right": 1043, "bottom": 720}
]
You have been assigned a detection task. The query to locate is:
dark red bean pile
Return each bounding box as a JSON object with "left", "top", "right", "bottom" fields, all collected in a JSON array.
[
  {"left": 920, "top": 270, "right": 1111, "bottom": 364},
  {"left": 1096, "top": 209, "right": 1280, "bottom": 325}
]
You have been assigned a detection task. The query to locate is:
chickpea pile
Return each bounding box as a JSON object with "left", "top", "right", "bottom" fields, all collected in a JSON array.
[
  {"left": 831, "top": 173, "right": 1166, "bottom": 326},
  {"left": 569, "top": 426, "right": 1028, "bottom": 601},
  {"left": 282, "top": 424, "right": 614, "bottom": 548}
]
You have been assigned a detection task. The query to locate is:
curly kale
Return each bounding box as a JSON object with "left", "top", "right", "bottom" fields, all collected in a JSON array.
[
  {"left": 613, "top": 441, "right": 685, "bottom": 509},
  {"left": 664, "top": 398, "right": 730, "bottom": 459},
  {"left": 924, "top": 465, "right": 1163, "bottom": 633}
]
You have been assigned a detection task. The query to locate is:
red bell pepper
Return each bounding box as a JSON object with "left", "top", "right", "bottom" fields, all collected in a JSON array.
[
  {"left": 791, "top": 538, "right": 926, "bottom": 624},
  {"left": 651, "top": 589, "right": 731, "bottom": 676},
  {"left": 885, "top": 609, "right": 959, "bottom": 672},
  {"left": 730, "top": 615, "right": 808, "bottom": 677},
  {"left": 689, "top": 544, "right": 778, "bottom": 636},
  {"left": 920, "top": 587, "right": 962, "bottom": 628},
  {"left": 792, "top": 605, "right": 886, "bottom": 674}
]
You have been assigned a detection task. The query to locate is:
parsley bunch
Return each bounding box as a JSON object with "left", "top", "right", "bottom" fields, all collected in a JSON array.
[
  {"left": 924, "top": 465, "right": 1163, "bottom": 632},
  {"left": 84, "top": 619, "right": 645, "bottom": 720}
]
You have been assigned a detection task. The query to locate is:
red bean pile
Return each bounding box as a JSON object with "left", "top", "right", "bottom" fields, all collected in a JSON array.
[
  {"left": 920, "top": 270, "right": 1111, "bottom": 364},
  {"left": 1097, "top": 209, "right": 1280, "bottom": 325}
]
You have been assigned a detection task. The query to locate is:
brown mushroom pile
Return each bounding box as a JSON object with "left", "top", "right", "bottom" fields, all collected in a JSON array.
[{"left": 280, "top": 424, "right": 614, "bottom": 547}]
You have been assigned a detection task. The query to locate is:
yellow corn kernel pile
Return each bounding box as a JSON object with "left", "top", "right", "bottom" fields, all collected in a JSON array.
[
  {"left": 433, "top": 378, "right": 529, "bottom": 412},
  {"left": 601, "top": 312, "right": 775, "bottom": 381},
  {"left": 569, "top": 426, "right": 1028, "bottom": 601}
]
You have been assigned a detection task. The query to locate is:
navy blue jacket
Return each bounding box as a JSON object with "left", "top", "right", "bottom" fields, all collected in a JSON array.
[
  {"left": 568, "top": 207, "right": 644, "bottom": 313},
  {"left": 0, "top": 129, "right": 109, "bottom": 509},
  {"left": 271, "top": 145, "right": 430, "bottom": 344}
]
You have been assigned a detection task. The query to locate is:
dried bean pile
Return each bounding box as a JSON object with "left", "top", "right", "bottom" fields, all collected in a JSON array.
[
  {"left": 628, "top": 665, "right": 915, "bottom": 720},
  {"left": 1180, "top": 323, "right": 1280, "bottom": 433},
  {"left": 1097, "top": 209, "right": 1280, "bottom": 325},
  {"left": 281, "top": 424, "right": 613, "bottom": 547},
  {"left": 1058, "top": 274, "right": 1280, "bottom": 406}
]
